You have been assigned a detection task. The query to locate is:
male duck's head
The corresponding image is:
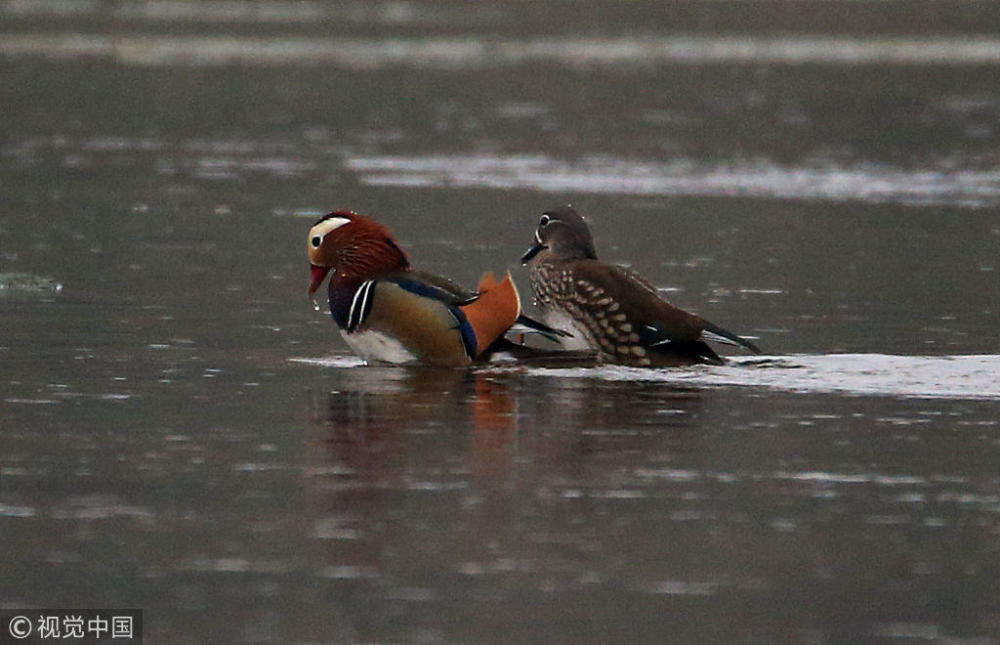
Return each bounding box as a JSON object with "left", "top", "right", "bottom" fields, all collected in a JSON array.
[
  {"left": 307, "top": 211, "right": 410, "bottom": 295},
  {"left": 521, "top": 206, "right": 598, "bottom": 265}
]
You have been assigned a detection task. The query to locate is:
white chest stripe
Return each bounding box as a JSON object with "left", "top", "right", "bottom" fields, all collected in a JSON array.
[{"left": 347, "top": 280, "right": 375, "bottom": 332}]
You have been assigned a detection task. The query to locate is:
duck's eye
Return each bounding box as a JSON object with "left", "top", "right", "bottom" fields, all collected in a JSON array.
[
  {"left": 311, "top": 235, "right": 322, "bottom": 248},
  {"left": 539, "top": 214, "right": 551, "bottom": 227}
]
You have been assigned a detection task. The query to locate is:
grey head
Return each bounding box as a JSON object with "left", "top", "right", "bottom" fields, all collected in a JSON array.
[{"left": 521, "top": 206, "right": 598, "bottom": 264}]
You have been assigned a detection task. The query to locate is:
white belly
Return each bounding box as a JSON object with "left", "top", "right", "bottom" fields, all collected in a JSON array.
[
  {"left": 542, "top": 309, "right": 596, "bottom": 352},
  {"left": 340, "top": 329, "right": 418, "bottom": 365}
]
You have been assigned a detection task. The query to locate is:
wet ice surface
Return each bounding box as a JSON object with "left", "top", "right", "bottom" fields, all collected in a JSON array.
[
  {"left": 294, "top": 353, "right": 1000, "bottom": 400},
  {"left": 4, "top": 2, "right": 1000, "bottom": 643},
  {"left": 529, "top": 354, "right": 1000, "bottom": 400}
]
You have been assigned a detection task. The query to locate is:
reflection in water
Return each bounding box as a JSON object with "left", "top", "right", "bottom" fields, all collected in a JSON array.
[
  {"left": 306, "top": 365, "right": 706, "bottom": 484},
  {"left": 296, "top": 364, "right": 718, "bottom": 639},
  {"left": 290, "top": 363, "right": 1000, "bottom": 642},
  {"left": 310, "top": 367, "right": 485, "bottom": 477},
  {"left": 469, "top": 376, "right": 516, "bottom": 479}
]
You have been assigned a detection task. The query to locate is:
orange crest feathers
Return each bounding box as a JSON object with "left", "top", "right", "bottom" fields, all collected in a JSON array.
[{"left": 308, "top": 210, "right": 411, "bottom": 281}]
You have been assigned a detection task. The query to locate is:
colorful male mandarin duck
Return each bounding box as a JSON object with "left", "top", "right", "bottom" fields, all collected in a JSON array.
[
  {"left": 307, "top": 211, "right": 557, "bottom": 367},
  {"left": 521, "top": 206, "right": 761, "bottom": 367}
]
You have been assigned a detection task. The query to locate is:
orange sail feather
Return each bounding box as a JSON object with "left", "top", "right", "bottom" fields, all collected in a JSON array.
[{"left": 459, "top": 271, "right": 521, "bottom": 358}]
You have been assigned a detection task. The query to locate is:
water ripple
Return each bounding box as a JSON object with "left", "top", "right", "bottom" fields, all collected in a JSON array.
[
  {"left": 0, "top": 272, "right": 64, "bottom": 296},
  {"left": 2, "top": 0, "right": 489, "bottom": 28},
  {"left": 348, "top": 155, "right": 1000, "bottom": 207},
  {"left": 6, "top": 34, "right": 1000, "bottom": 68}
]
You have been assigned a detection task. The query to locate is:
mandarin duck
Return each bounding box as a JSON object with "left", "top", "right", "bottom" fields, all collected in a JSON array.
[
  {"left": 520, "top": 206, "right": 761, "bottom": 367},
  {"left": 308, "top": 211, "right": 563, "bottom": 367}
]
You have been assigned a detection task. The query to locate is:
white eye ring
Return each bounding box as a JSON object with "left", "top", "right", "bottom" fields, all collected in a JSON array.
[
  {"left": 310, "top": 235, "right": 323, "bottom": 248},
  {"left": 539, "top": 214, "right": 551, "bottom": 227}
]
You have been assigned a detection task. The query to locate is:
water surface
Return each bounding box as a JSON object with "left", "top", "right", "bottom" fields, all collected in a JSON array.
[{"left": 2, "top": 2, "right": 1000, "bottom": 643}]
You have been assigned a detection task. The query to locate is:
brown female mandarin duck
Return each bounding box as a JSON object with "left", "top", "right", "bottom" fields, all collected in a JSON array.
[
  {"left": 308, "top": 210, "right": 561, "bottom": 367},
  {"left": 521, "top": 206, "right": 761, "bottom": 366}
]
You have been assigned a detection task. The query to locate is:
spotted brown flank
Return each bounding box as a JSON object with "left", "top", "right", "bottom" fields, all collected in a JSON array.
[
  {"left": 532, "top": 262, "right": 655, "bottom": 366},
  {"left": 523, "top": 206, "right": 761, "bottom": 367}
]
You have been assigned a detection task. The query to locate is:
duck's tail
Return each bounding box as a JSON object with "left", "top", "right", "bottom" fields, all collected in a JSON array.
[{"left": 701, "top": 322, "right": 762, "bottom": 354}]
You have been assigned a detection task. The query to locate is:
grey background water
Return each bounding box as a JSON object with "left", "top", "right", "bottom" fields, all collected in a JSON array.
[{"left": 2, "top": 2, "right": 999, "bottom": 643}]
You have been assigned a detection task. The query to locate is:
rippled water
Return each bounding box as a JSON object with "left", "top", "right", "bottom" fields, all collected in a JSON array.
[
  {"left": 8, "top": 33, "right": 1000, "bottom": 67},
  {"left": 3, "top": 2, "right": 1000, "bottom": 643},
  {"left": 349, "top": 154, "right": 1000, "bottom": 206}
]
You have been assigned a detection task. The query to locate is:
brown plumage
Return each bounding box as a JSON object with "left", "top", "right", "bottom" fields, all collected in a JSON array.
[
  {"left": 307, "top": 210, "right": 564, "bottom": 366},
  {"left": 521, "top": 206, "right": 761, "bottom": 367}
]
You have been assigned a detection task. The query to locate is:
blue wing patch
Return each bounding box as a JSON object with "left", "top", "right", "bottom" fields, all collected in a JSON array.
[{"left": 390, "top": 277, "right": 460, "bottom": 303}]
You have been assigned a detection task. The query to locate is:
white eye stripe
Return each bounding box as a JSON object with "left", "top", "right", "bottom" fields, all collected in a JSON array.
[{"left": 309, "top": 216, "right": 352, "bottom": 243}]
